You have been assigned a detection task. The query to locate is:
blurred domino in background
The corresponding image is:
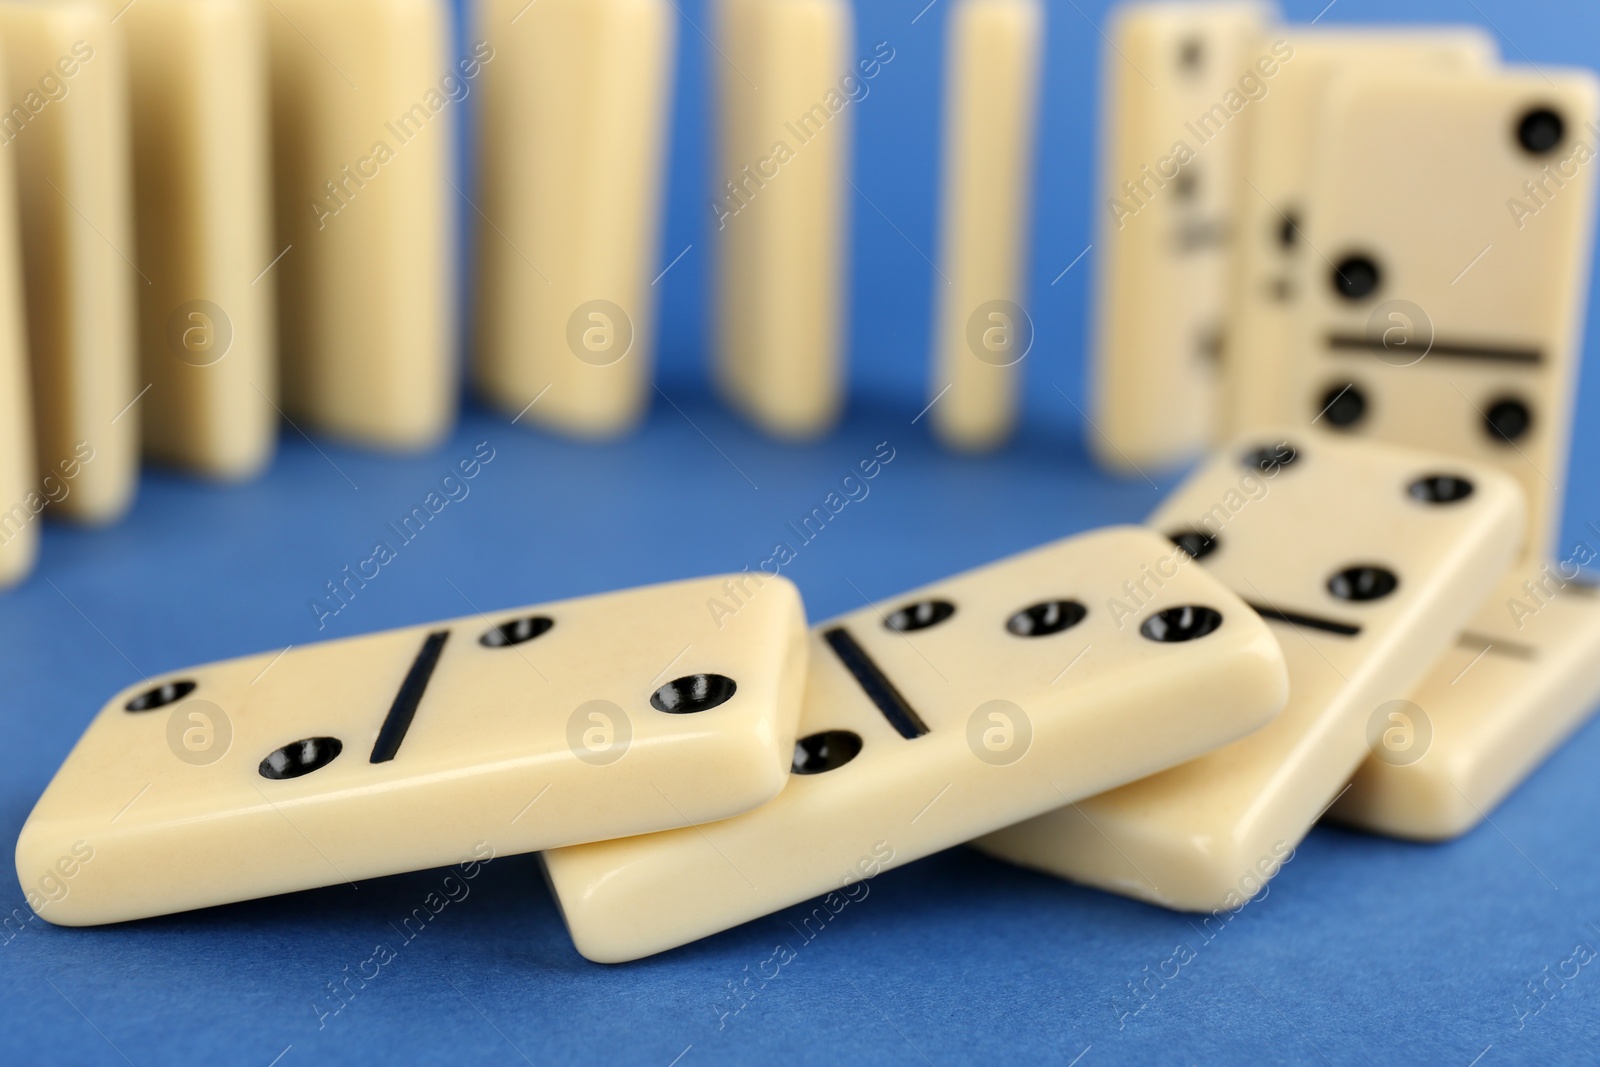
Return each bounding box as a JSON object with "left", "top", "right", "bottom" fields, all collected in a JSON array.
[
  {"left": 713, "top": 0, "right": 853, "bottom": 439},
  {"left": 928, "top": 0, "right": 1044, "bottom": 452},
  {"left": 475, "top": 0, "right": 674, "bottom": 438},
  {"left": 0, "top": 0, "right": 137, "bottom": 524},
  {"left": 1288, "top": 66, "right": 1600, "bottom": 568},
  {"left": 1220, "top": 26, "right": 1497, "bottom": 437},
  {"left": 0, "top": 42, "right": 31, "bottom": 589},
  {"left": 266, "top": 0, "right": 455, "bottom": 450},
  {"left": 1088, "top": 0, "right": 1275, "bottom": 471},
  {"left": 124, "top": 0, "right": 277, "bottom": 479}
]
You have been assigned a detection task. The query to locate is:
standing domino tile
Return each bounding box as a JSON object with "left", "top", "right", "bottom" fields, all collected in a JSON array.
[
  {"left": 713, "top": 0, "right": 853, "bottom": 439},
  {"left": 928, "top": 0, "right": 1044, "bottom": 452},
  {"left": 0, "top": 0, "right": 137, "bottom": 524},
  {"left": 124, "top": 0, "right": 277, "bottom": 479},
  {"left": 16, "top": 575, "right": 808, "bottom": 926},
  {"left": 475, "top": 0, "right": 674, "bottom": 438},
  {"left": 1287, "top": 67, "right": 1599, "bottom": 566},
  {"left": 1088, "top": 0, "right": 1274, "bottom": 472},
  {"left": 542, "top": 527, "right": 1290, "bottom": 962},
  {"left": 266, "top": 0, "right": 454, "bottom": 449},
  {"left": 1221, "top": 28, "right": 1496, "bottom": 437},
  {"left": 0, "top": 44, "right": 34, "bottom": 587},
  {"left": 1333, "top": 569, "right": 1600, "bottom": 841},
  {"left": 975, "top": 434, "right": 1525, "bottom": 911}
]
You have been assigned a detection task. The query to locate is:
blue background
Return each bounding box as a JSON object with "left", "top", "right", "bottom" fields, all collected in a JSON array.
[{"left": 6, "top": 0, "right": 1600, "bottom": 1063}]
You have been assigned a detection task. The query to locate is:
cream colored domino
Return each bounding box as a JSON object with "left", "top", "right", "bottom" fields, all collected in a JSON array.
[
  {"left": 542, "top": 526, "right": 1290, "bottom": 962},
  {"left": 123, "top": 0, "right": 276, "bottom": 479},
  {"left": 0, "top": 0, "right": 138, "bottom": 524},
  {"left": 1222, "top": 28, "right": 1496, "bottom": 437},
  {"left": 713, "top": 0, "right": 852, "bottom": 439},
  {"left": 928, "top": 0, "right": 1043, "bottom": 452},
  {"left": 1288, "top": 68, "right": 1599, "bottom": 567},
  {"left": 16, "top": 575, "right": 808, "bottom": 926},
  {"left": 975, "top": 431, "right": 1525, "bottom": 911},
  {"left": 1088, "top": 0, "right": 1274, "bottom": 472},
  {"left": 266, "top": 0, "right": 454, "bottom": 449},
  {"left": 1333, "top": 569, "right": 1600, "bottom": 841},
  {"left": 475, "top": 0, "right": 674, "bottom": 438},
  {"left": 0, "top": 41, "right": 34, "bottom": 586}
]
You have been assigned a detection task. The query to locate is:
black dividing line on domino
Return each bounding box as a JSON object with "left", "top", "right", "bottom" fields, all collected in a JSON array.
[
  {"left": 1458, "top": 632, "right": 1537, "bottom": 661},
  {"left": 371, "top": 630, "right": 451, "bottom": 763},
  {"left": 1244, "top": 602, "right": 1361, "bottom": 638},
  {"left": 822, "top": 626, "right": 930, "bottom": 740},
  {"left": 1326, "top": 333, "right": 1542, "bottom": 365}
]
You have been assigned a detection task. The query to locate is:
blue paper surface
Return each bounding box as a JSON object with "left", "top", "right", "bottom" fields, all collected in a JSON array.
[{"left": 5, "top": 0, "right": 1600, "bottom": 1063}]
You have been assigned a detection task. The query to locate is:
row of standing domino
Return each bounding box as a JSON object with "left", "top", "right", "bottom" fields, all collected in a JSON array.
[
  {"left": 0, "top": 0, "right": 856, "bottom": 586},
  {"left": 5, "top": 0, "right": 1593, "bottom": 584}
]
